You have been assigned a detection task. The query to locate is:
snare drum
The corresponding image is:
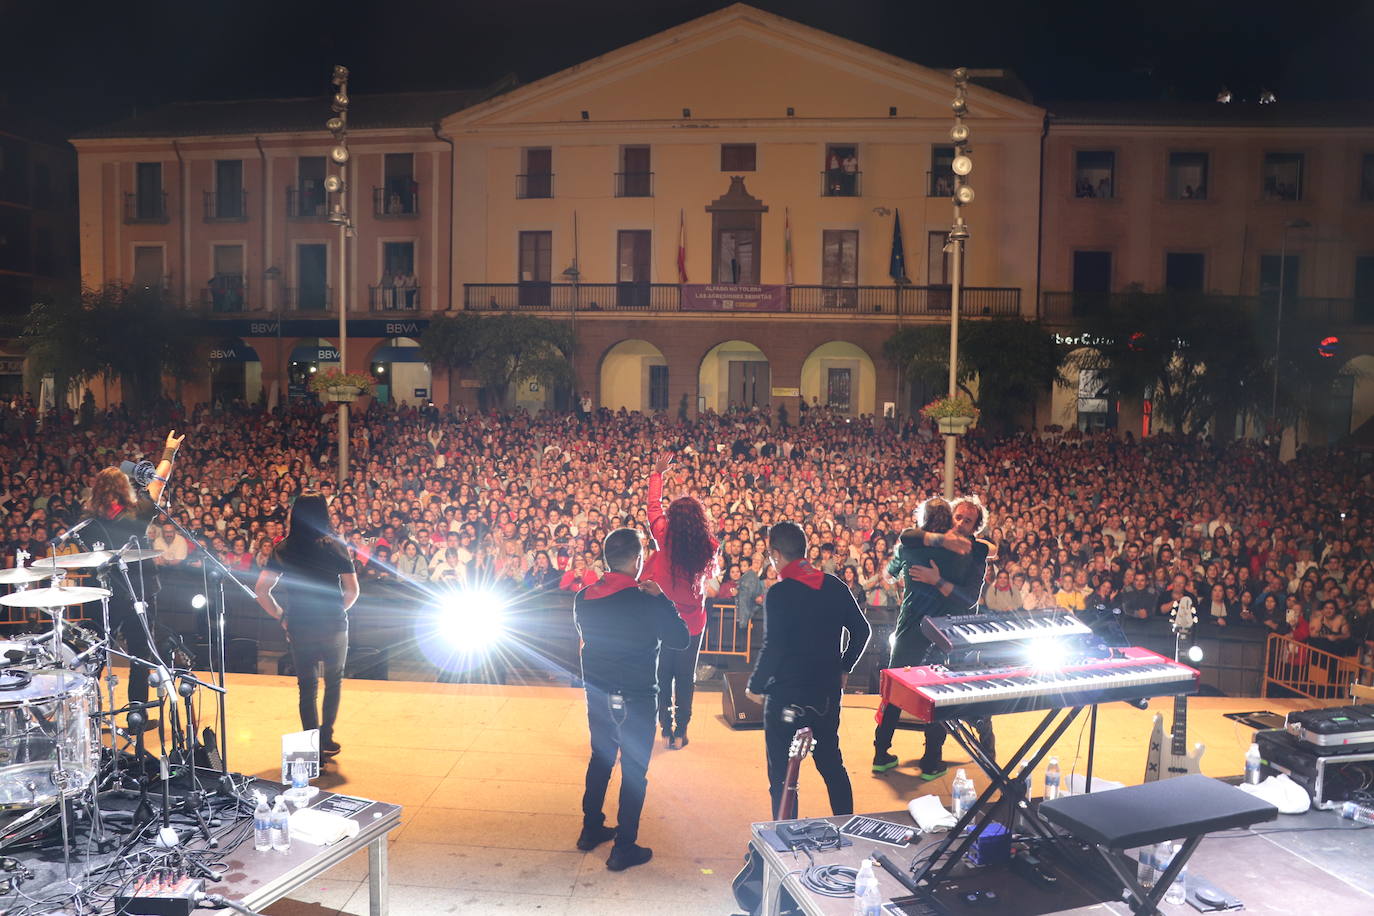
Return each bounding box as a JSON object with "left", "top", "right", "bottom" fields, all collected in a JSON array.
[{"left": 0, "top": 670, "right": 99, "bottom": 809}]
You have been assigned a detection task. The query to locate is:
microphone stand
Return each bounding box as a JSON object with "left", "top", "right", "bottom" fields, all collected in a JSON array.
[{"left": 144, "top": 502, "right": 250, "bottom": 795}]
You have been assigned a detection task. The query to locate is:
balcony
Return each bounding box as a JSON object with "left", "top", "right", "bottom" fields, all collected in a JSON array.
[
  {"left": 516, "top": 173, "right": 554, "bottom": 199},
  {"left": 203, "top": 276, "right": 247, "bottom": 313},
  {"left": 1041, "top": 291, "right": 1373, "bottom": 326},
  {"left": 370, "top": 284, "right": 422, "bottom": 311},
  {"left": 614, "top": 172, "right": 654, "bottom": 198},
  {"left": 927, "top": 171, "right": 954, "bottom": 198},
  {"left": 203, "top": 190, "right": 248, "bottom": 222},
  {"left": 820, "top": 169, "right": 862, "bottom": 197},
  {"left": 462, "top": 283, "right": 1020, "bottom": 316},
  {"left": 283, "top": 287, "right": 333, "bottom": 311},
  {"left": 373, "top": 185, "right": 420, "bottom": 218},
  {"left": 124, "top": 191, "right": 169, "bottom": 224},
  {"left": 286, "top": 187, "right": 329, "bottom": 220}
]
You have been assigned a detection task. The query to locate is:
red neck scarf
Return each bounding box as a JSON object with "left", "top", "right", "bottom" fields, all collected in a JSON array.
[
  {"left": 584, "top": 570, "right": 640, "bottom": 599},
  {"left": 779, "top": 558, "right": 824, "bottom": 590}
]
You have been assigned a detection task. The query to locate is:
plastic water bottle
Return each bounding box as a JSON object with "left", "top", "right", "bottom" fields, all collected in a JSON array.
[
  {"left": 270, "top": 795, "right": 291, "bottom": 852},
  {"left": 1245, "top": 742, "right": 1263, "bottom": 785},
  {"left": 1339, "top": 801, "right": 1374, "bottom": 825},
  {"left": 1136, "top": 846, "right": 1157, "bottom": 892},
  {"left": 252, "top": 793, "right": 271, "bottom": 852},
  {"left": 1045, "top": 757, "right": 1061, "bottom": 801},
  {"left": 951, "top": 769, "right": 975, "bottom": 818},
  {"left": 1163, "top": 843, "right": 1187, "bottom": 905},
  {"left": 853, "top": 857, "right": 881, "bottom": 916}
]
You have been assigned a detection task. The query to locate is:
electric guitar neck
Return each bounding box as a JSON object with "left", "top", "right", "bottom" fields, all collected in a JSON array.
[{"left": 1144, "top": 597, "right": 1205, "bottom": 782}]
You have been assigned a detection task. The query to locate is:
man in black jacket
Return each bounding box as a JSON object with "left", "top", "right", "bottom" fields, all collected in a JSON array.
[
  {"left": 574, "top": 527, "right": 689, "bottom": 871},
  {"left": 746, "top": 521, "right": 870, "bottom": 817}
]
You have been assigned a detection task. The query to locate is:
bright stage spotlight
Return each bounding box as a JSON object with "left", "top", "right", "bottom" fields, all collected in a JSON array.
[
  {"left": 1025, "top": 637, "right": 1068, "bottom": 671},
  {"left": 1187, "top": 645, "right": 1204, "bottom": 664},
  {"left": 190, "top": 593, "right": 208, "bottom": 610},
  {"left": 435, "top": 589, "right": 507, "bottom": 651}
]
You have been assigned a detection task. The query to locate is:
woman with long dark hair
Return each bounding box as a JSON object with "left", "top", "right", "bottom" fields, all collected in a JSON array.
[
  {"left": 643, "top": 452, "right": 718, "bottom": 749},
  {"left": 255, "top": 494, "right": 358, "bottom": 757}
]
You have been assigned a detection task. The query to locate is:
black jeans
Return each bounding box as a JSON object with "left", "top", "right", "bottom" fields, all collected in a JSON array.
[
  {"left": 582, "top": 689, "right": 656, "bottom": 847},
  {"left": 657, "top": 630, "right": 703, "bottom": 736},
  {"left": 764, "top": 692, "right": 853, "bottom": 818},
  {"left": 287, "top": 621, "right": 348, "bottom": 744}
]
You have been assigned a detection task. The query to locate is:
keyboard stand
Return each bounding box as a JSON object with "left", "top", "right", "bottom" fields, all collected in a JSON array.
[{"left": 908, "top": 705, "right": 1088, "bottom": 888}]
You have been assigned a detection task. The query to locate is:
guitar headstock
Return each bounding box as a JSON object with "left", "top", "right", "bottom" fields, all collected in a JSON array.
[
  {"left": 1172, "top": 595, "right": 1196, "bottom": 642},
  {"left": 789, "top": 727, "right": 814, "bottom": 762}
]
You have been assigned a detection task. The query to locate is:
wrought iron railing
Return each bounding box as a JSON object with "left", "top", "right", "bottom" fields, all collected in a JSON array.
[
  {"left": 516, "top": 173, "right": 554, "bottom": 199},
  {"left": 373, "top": 185, "right": 420, "bottom": 217},
  {"left": 1041, "top": 291, "right": 1372, "bottom": 326},
  {"left": 283, "top": 287, "right": 333, "bottom": 311},
  {"left": 370, "top": 285, "right": 422, "bottom": 311},
  {"left": 203, "top": 189, "right": 248, "bottom": 221},
  {"left": 820, "top": 169, "right": 862, "bottom": 197},
  {"left": 462, "top": 283, "right": 1021, "bottom": 315},
  {"left": 203, "top": 277, "right": 247, "bottom": 312},
  {"left": 124, "top": 191, "right": 169, "bottom": 223},
  {"left": 614, "top": 171, "right": 654, "bottom": 198},
  {"left": 286, "top": 187, "right": 328, "bottom": 219}
]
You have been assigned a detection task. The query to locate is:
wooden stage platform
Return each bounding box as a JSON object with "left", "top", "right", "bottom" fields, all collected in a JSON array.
[{"left": 181, "top": 673, "right": 1366, "bottom": 915}]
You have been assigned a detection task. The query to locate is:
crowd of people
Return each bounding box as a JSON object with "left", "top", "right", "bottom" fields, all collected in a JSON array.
[{"left": 2, "top": 393, "right": 1373, "bottom": 673}]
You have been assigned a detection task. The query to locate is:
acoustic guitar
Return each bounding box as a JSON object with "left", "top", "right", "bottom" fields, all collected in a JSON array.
[{"left": 731, "top": 727, "right": 814, "bottom": 914}]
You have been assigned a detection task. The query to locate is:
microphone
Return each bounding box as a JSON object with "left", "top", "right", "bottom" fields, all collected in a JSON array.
[
  {"left": 119, "top": 460, "right": 170, "bottom": 488},
  {"left": 53, "top": 517, "right": 93, "bottom": 545}
]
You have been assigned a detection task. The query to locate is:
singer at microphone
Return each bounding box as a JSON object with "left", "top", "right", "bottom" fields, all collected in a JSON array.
[{"left": 79, "top": 429, "right": 186, "bottom": 731}]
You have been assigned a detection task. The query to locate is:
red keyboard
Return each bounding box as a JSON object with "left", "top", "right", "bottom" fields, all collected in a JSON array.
[{"left": 880, "top": 646, "right": 1199, "bottom": 723}]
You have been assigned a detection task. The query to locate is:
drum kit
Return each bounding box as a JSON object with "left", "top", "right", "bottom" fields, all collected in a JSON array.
[{"left": 0, "top": 545, "right": 164, "bottom": 867}]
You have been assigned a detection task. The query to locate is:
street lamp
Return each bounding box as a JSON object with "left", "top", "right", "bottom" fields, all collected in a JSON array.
[
  {"left": 942, "top": 68, "right": 974, "bottom": 499},
  {"left": 326, "top": 65, "right": 353, "bottom": 485},
  {"left": 1271, "top": 217, "right": 1312, "bottom": 428}
]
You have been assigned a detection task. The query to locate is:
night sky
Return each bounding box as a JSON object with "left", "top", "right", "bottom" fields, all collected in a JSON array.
[{"left": 2, "top": 0, "right": 1370, "bottom": 132}]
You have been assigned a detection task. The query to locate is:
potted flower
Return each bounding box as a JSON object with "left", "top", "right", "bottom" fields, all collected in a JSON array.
[
  {"left": 309, "top": 368, "right": 374, "bottom": 402},
  {"left": 920, "top": 394, "right": 979, "bottom": 435}
]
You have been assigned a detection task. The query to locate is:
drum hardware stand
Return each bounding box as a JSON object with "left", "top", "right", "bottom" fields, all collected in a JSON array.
[{"left": 148, "top": 503, "right": 253, "bottom": 796}]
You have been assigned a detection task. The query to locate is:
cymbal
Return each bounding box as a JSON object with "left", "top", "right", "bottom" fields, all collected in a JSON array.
[
  {"left": 0, "top": 586, "right": 112, "bottom": 608},
  {"left": 38, "top": 548, "right": 163, "bottom": 568},
  {"left": 0, "top": 567, "right": 54, "bottom": 585}
]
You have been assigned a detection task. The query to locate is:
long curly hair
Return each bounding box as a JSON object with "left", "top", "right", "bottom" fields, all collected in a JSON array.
[
  {"left": 86, "top": 467, "right": 136, "bottom": 516},
  {"left": 666, "top": 495, "right": 716, "bottom": 597}
]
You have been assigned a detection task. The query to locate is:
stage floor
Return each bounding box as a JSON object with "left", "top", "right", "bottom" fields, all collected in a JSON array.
[{"left": 172, "top": 673, "right": 1359, "bottom": 915}]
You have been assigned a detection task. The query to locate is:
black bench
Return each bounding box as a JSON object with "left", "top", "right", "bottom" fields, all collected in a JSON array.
[{"left": 1040, "top": 774, "right": 1277, "bottom": 915}]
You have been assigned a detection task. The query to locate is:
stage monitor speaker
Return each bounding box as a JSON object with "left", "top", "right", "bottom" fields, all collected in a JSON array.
[{"left": 722, "top": 671, "right": 764, "bottom": 728}]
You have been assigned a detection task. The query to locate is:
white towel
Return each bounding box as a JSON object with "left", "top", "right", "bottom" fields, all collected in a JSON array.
[{"left": 908, "top": 794, "right": 957, "bottom": 833}]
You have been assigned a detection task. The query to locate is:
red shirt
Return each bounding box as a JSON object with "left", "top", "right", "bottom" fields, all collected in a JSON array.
[{"left": 641, "top": 471, "right": 716, "bottom": 636}]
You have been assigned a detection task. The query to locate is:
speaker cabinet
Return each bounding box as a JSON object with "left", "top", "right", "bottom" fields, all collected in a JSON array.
[{"left": 722, "top": 671, "right": 765, "bottom": 728}]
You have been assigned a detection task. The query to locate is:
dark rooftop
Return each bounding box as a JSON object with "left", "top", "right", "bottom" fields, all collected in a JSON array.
[
  {"left": 71, "top": 82, "right": 516, "bottom": 140},
  {"left": 1046, "top": 99, "right": 1374, "bottom": 128}
]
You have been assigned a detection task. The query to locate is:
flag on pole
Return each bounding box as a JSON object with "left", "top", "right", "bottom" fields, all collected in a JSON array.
[
  {"left": 677, "top": 209, "right": 689, "bottom": 284},
  {"left": 784, "top": 207, "right": 794, "bottom": 285},
  {"left": 889, "top": 209, "right": 910, "bottom": 284}
]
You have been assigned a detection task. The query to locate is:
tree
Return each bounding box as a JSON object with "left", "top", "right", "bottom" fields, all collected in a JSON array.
[
  {"left": 1066, "top": 288, "right": 1270, "bottom": 437},
  {"left": 884, "top": 319, "right": 1063, "bottom": 432},
  {"left": 960, "top": 319, "right": 1065, "bottom": 433},
  {"left": 420, "top": 312, "right": 573, "bottom": 408},
  {"left": 22, "top": 283, "right": 200, "bottom": 410}
]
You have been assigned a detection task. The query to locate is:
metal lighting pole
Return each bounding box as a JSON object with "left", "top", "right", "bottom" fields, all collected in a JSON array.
[
  {"left": 327, "top": 66, "right": 352, "bottom": 485},
  {"left": 1270, "top": 217, "right": 1311, "bottom": 429},
  {"left": 943, "top": 68, "right": 975, "bottom": 499}
]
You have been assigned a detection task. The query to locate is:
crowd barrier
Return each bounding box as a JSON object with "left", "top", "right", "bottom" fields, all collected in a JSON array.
[{"left": 1263, "top": 632, "right": 1374, "bottom": 700}]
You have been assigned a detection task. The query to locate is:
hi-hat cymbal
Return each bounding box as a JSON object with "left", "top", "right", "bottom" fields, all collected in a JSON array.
[
  {"left": 0, "top": 567, "right": 54, "bottom": 585},
  {"left": 38, "top": 549, "right": 163, "bottom": 568},
  {"left": 0, "top": 586, "right": 112, "bottom": 608}
]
